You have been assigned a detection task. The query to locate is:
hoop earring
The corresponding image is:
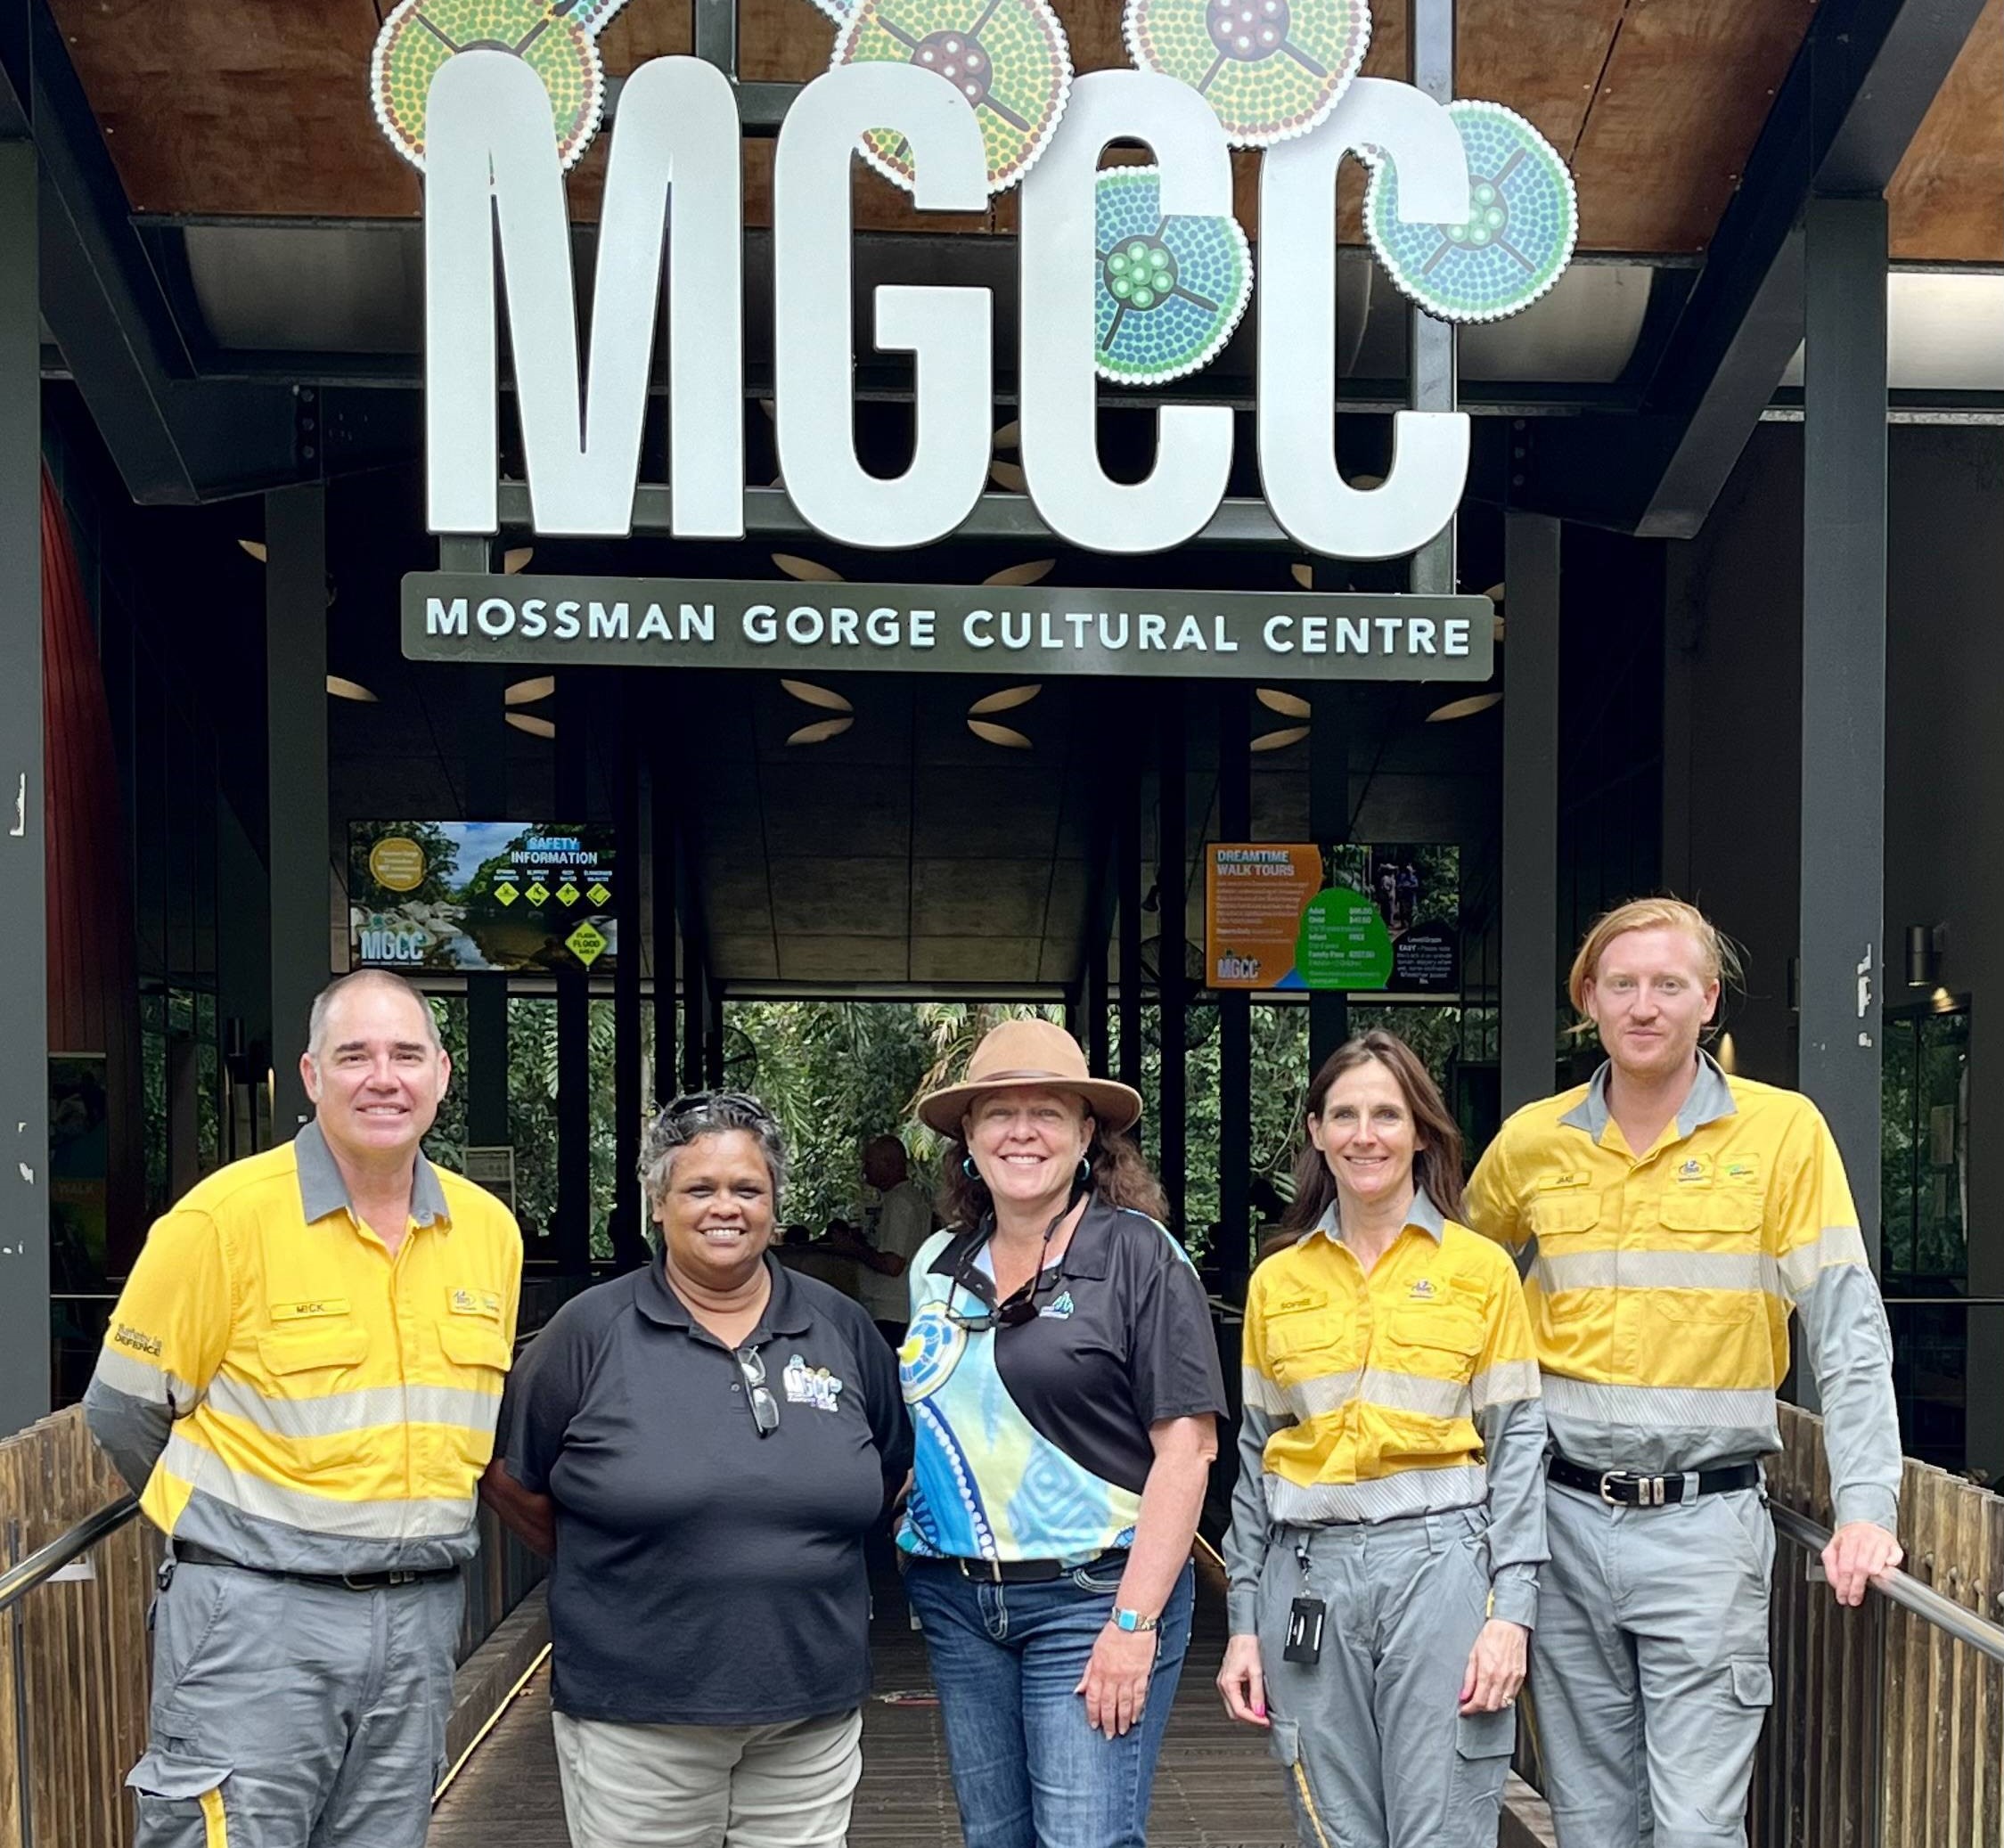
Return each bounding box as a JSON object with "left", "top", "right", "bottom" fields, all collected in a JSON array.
[
  {"left": 1076, "top": 1156, "right": 1092, "bottom": 1185},
  {"left": 962, "top": 1155, "right": 979, "bottom": 1180}
]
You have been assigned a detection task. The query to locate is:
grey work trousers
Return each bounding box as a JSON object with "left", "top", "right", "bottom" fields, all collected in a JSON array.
[
  {"left": 1256, "top": 1507, "right": 1517, "bottom": 1848},
  {"left": 1535, "top": 1483, "right": 1776, "bottom": 1848},
  {"left": 127, "top": 1559, "right": 464, "bottom": 1848}
]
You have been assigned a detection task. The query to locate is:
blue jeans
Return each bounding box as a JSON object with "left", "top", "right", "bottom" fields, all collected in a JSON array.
[{"left": 904, "top": 1558, "right": 1195, "bottom": 1848}]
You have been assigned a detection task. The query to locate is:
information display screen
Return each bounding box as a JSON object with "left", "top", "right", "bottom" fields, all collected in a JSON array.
[
  {"left": 1206, "top": 843, "right": 1459, "bottom": 996},
  {"left": 348, "top": 822, "right": 617, "bottom": 973}
]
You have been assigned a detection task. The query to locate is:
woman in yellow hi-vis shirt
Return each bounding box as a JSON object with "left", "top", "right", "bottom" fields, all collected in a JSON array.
[{"left": 1217, "top": 1030, "right": 1546, "bottom": 1848}]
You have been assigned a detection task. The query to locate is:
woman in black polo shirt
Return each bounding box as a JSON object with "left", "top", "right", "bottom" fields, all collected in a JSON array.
[
  {"left": 480, "top": 1092, "right": 909, "bottom": 1848},
  {"left": 899, "top": 1020, "right": 1228, "bottom": 1848}
]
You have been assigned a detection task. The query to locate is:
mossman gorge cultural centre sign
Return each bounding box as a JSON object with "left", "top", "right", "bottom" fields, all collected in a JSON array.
[
  {"left": 385, "top": 0, "right": 1575, "bottom": 672},
  {"left": 402, "top": 575, "right": 1495, "bottom": 682}
]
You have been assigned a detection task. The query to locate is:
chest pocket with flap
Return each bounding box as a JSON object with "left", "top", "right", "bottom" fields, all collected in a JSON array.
[
  {"left": 1383, "top": 1304, "right": 1485, "bottom": 1385},
  {"left": 1261, "top": 1291, "right": 1354, "bottom": 1386},
  {"left": 439, "top": 1319, "right": 512, "bottom": 1373},
  {"left": 254, "top": 1321, "right": 369, "bottom": 1383}
]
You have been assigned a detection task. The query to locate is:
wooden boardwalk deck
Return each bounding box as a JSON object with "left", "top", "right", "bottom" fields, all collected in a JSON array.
[{"left": 429, "top": 1550, "right": 1300, "bottom": 1845}]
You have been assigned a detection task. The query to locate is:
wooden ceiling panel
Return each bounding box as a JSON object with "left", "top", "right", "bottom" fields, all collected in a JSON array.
[
  {"left": 1888, "top": 0, "right": 2003, "bottom": 263},
  {"left": 50, "top": 0, "right": 417, "bottom": 217},
  {"left": 1568, "top": 0, "right": 1815, "bottom": 255}
]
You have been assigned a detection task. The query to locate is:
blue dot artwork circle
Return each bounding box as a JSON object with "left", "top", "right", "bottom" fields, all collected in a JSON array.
[
  {"left": 899, "top": 1303, "right": 969, "bottom": 1402},
  {"left": 1094, "top": 166, "right": 1253, "bottom": 386}
]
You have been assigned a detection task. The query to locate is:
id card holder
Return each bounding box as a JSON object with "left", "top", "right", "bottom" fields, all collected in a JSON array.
[{"left": 1282, "top": 1595, "right": 1325, "bottom": 1665}]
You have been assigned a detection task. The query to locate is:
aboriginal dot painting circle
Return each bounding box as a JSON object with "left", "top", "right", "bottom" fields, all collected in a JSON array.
[
  {"left": 898, "top": 1304, "right": 969, "bottom": 1402},
  {"left": 1364, "top": 100, "right": 1578, "bottom": 324},
  {"left": 1122, "top": 0, "right": 1369, "bottom": 147},
  {"left": 1094, "top": 167, "right": 1253, "bottom": 386},
  {"left": 830, "top": 0, "right": 1073, "bottom": 195},
  {"left": 371, "top": 0, "right": 632, "bottom": 172}
]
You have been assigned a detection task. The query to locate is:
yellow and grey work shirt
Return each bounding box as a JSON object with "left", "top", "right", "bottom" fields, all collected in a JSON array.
[
  {"left": 1462, "top": 1054, "right": 1901, "bottom": 1531},
  {"left": 1223, "top": 1190, "right": 1547, "bottom": 1634},
  {"left": 83, "top": 1121, "right": 523, "bottom": 1573}
]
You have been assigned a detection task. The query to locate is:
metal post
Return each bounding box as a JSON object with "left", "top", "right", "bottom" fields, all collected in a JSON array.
[
  {"left": 650, "top": 736, "right": 677, "bottom": 1105},
  {"left": 1799, "top": 193, "right": 1887, "bottom": 1269},
  {"left": 681, "top": 932, "right": 704, "bottom": 1093},
  {"left": 1408, "top": 0, "right": 1458, "bottom": 601},
  {"left": 1157, "top": 687, "right": 1187, "bottom": 1239},
  {"left": 612, "top": 682, "right": 643, "bottom": 1266},
  {"left": 554, "top": 675, "right": 591, "bottom": 1273},
  {"left": 1501, "top": 511, "right": 1561, "bottom": 1112},
  {"left": 266, "top": 486, "right": 328, "bottom": 1139},
  {"left": 703, "top": 984, "right": 725, "bottom": 1090},
  {"left": 461, "top": 643, "right": 510, "bottom": 1150},
  {"left": 1218, "top": 686, "right": 1252, "bottom": 1294},
  {"left": 1117, "top": 748, "right": 1143, "bottom": 1096},
  {"left": 0, "top": 134, "right": 47, "bottom": 1435},
  {"left": 1308, "top": 685, "right": 1348, "bottom": 1068}
]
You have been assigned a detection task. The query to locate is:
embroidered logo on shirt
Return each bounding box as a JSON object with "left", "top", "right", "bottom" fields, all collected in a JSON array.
[
  {"left": 1408, "top": 1279, "right": 1437, "bottom": 1300},
  {"left": 449, "top": 1288, "right": 503, "bottom": 1317},
  {"left": 1722, "top": 1157, "right": 1761, "bottom": 1185},
  {"left": 782, "top": 1354, "right": 846, "bottom": 1412},
  {"left": 112, "top": 1322, "right": 163, "bottom": 1357},
  {"left": 1674, "top": 1157, "right": 1712, "bottom": 1185},
  {"left": 1040, "top": 1291, "right": 1076, "bottom": 1320}
]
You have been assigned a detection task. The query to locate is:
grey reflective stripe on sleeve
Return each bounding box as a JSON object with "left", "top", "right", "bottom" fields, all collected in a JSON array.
[
  {"left": 1265, "top": 1462, "right": 1487, "bottom": 1525},
  {"left": 1241, "top": 1364, "right": 1288, "bottom": 1417},
  {"left": 1225, "top": 1401, "right": 1289, "bottom": 1635},
  {"left": 89, "top": 1341, "right": 204, "bottom": 1414},
  {"left": 1795, "top": 1262, "right": 1902, "bottom": 1530},
  {"left": 204, "top": 1376, "right": 503, "bottom": 1443},
  {"left": 1538, "top": 1249, "right": 1785, "bottom": 1299},
  {"left": 1776, "top": 1224, "right": 1871, "bottom": 1303},
  {"left": 82, "top": 1377, "right": 173, "bottom": 1494},
  {"left": 1476, "top": 1392, "right": 1547, "bottom": 1629},
  {"left": 1470, "top": 1358, "right": 1540, "bottom": 1414}
]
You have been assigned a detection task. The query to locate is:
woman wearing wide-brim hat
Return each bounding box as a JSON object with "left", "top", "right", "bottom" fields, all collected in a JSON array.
[{"left": 897, "top": 1018, "right": 1228, "bottom": 1848}]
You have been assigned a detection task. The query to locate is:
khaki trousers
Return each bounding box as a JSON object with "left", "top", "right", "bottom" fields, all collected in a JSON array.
[{"left": 552, "top": 1705, "right": 863, "bottom": 1848}]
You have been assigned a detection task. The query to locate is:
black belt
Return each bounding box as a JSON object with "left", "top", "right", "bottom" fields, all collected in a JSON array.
[
  {"left": 169, "top": 1539, "right": 461, "bottom": 1590},
  {"left": 1549, "top": 1454, "right": 1761, "bottom": 1508},
  {"left": 937, "top": 1549, "right": 1129, "bottom": 1584}
]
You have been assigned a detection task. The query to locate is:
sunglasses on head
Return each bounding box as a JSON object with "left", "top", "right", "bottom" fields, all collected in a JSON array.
[{"left": 664, "top": 1090, "right": 774, "bottom": 1125}]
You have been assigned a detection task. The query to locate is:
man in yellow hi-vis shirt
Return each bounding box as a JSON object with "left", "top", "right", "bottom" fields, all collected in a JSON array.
[
  {"left": 84, "top": 969, "right": 522, "bottom": 1848},
  {"left": 1464, "top": 898, "right": 1902, "bottom": 1848}
]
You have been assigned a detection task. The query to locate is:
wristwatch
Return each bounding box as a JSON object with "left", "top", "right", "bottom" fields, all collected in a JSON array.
[{"left": 1110, "top": 1607, "right": 1161, "bottom": 1633}]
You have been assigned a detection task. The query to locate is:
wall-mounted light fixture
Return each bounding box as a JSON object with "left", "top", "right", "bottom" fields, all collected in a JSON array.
[{"left": 1905, "top": 923, "right": 1945, "bottom": 989}]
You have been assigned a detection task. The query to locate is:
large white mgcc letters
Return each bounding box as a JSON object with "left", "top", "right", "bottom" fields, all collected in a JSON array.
[{"left": 425, "top": 53, "right": 1472, "bottom": 558}]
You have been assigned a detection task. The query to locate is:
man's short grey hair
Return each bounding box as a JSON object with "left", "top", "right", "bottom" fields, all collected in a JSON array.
[
  {"left": 640, "top": 1092, "right": 788, "bottom": 1206},
  {"left": 307, "top": 969, "right": 444, "bottom": 1060}
]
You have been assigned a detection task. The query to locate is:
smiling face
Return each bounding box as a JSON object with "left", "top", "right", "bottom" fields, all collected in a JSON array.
[
  {"left": 965, "top": 1086, "right": 1093, "bottom": 1216},
  {"left": 654, "top": 1130, "right": 777, "bottom": 1295},
  {"left": 1583, "top": 925, "right": 1720, "bottom": 1083},
  {"left": 301, "top": 977, "right": 450, "bottom": 1169},
  {"left": 1307, "top": 1057, "right": 1419, "bottom": 1216}
]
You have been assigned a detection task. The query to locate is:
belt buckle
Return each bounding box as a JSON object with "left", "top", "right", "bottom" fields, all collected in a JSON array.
[
  {"left": 959, "top": 1558, "right": 1003, "bottom": 1583},
  {"left": 1599, "top": 1472, "right": 1669, "bottom": 1507}
]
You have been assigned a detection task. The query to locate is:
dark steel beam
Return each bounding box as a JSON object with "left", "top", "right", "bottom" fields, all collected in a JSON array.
[
  {"left": 1517, "top": 0, "right": 1987, "bottom": 538},
  {"left": 1216, "top": 686, "right": 1252, "bottom": 1295},
  {"left": 612, "top": 681, "right": 644, "bottom": 1266},
  {"left": 554, "top": 675, "right": 591, "bottom": 1274},
  {"left": 649, "top": 734, "right": 676, "bottom": 1108},
  {"left": 1157, "top": 685, "right": 1187, "bottom": 1240},
  {"left": 27, "top": 3, "right": 298, "bottom": 503},
  {"left": 266, "top": 486, "right": 328, "bottom": 1138},
  {"left": 0, "top": 129, "right": 48, "bottom": 1435},
  {"left": 1308, "top": 686, "right": 1348, "bottom": 1068},
  {"left": 1500, "top": 511, "right": 1560, "bottom": 1112},
  {"left": 1117, "top": 732, "right": 1143, "bottom": 1097},
  {"left": 1799, "top": 194, "right": 1888, "bottom": 1271}
]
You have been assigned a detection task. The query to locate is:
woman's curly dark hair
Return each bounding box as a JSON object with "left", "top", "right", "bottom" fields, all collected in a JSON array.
[{"left": 937, "top": 1115, "right": 1167, "bottom": 1229}]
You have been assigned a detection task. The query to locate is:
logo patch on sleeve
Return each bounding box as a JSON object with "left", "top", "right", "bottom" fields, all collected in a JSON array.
[{"left": 450, "top": 1288, "right": 503, "bottom": 1317}]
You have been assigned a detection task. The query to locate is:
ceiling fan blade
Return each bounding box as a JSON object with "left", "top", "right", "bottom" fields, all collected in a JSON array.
[
  {"left": 772, "top": 552, "right": 846, "bottom": 583},
  {"left": 968, "top": 684, "right": 1042, "bottom": 716},
  {"left": 1289, "top": 561, "right": 1314, "bottom": 590},
  {"left": 989, "top": 460, "right": 1027, "bottom": 493},
  {"left": 968, "top": 719, "right": 1033, "bottom": 750},
  {"left": 503, "top": 546, "right": 535, "bottom": 575},
  {"left": 1256, "top": 688, "right": 1311, "bottom": 719},
  {"left": 1250, "top": 724, "right": 1311, "bottom": 753},
  {"left": 237, "top": 539, "right": 267, "bottom": 563},
  {"left": 1427, "top": 691, "right": 1504, "bottom": 724},
  {"left": 506, "top": 713, "right": 556, "bottom": 739},
  {"left": 992, "top": 420, "right": 1019, "bottom": 452},
  {"left": 504, "top": 675, "right": 557, "bottom": 707},
  {"left": 787, "top": 716, "right": 855, "bottom": 746},
  {"left": 982, "top": 559, "right": 1055, "bottom": 587},
  {"left": 781, "top": 679, "right": 854, "bottom": 713}
]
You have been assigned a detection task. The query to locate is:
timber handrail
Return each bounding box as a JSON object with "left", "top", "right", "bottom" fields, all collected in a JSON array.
[
  {"left": 1768, "top": 1501, "right": 2004, "bottom": 1666},
  {"left": 0, "top": 1495, "right": 138, "bottom": 1618}
]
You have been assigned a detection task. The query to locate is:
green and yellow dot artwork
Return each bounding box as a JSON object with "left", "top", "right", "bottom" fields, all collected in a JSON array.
[
  {"left": 1364, "top": 100, "right": 1578, "bottom": 324},
  {"left": 371, "top": 0, "right": 634, "bottom": 173},
  {"left": 808, "top": 0, "right": 1072, "bottom": 195},
  {"left": 1122, "top": 0, "right": 1368, "bottom": 147},
  {"left": 1094, "top": 167, "right": 1253, "bottom": 387}
]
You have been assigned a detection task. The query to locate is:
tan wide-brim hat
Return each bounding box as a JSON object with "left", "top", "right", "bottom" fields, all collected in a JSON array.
[{"left": 917, "top": 1018, "right": 1143, "bottom": 1140}]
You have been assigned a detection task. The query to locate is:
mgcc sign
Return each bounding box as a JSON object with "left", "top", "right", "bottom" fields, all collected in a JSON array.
[{"left": 421, "top": 52, "right": 1526, "bottom": 560}]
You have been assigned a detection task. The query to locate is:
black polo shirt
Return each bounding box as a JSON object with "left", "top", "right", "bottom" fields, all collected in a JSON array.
[{"left": 499, "top": 1255, "right": 910, "bottom": 1726}]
